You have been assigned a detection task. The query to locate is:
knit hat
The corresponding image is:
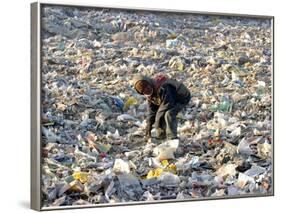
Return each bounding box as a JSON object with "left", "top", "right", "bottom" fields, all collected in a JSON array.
[{"left": 132, "top": 74, "right": 155, "bottom": 95}]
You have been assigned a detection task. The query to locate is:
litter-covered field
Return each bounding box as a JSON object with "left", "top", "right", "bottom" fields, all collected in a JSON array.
[{"left": 40, "top": 5, "right": 273, "bottom": 207}]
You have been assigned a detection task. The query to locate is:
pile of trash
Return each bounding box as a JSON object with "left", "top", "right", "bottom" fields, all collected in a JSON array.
[{"left": 41, "top": 5, "right": 272, "bottom": 207}]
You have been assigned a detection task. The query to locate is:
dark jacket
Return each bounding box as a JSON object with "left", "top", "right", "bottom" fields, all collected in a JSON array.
[{"left": 147, "top": 83, "right": 190, "bottom": 131}]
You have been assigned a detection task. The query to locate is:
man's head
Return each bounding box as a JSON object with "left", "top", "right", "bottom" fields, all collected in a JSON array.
[
  {"left": 132, "top": 74, "right": 154, "bottom": 96},
  {"left": 135, "top": 80, "right": 153, "bottom": 96}
]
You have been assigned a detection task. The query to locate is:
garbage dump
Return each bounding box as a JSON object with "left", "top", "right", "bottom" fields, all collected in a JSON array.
[{"left": 41, "top": 5, "right": 273, "bottom": 207}]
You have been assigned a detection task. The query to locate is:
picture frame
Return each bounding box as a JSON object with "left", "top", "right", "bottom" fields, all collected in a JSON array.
[{"left": 31, "top": 1, "right": 274, "bottom": 211}]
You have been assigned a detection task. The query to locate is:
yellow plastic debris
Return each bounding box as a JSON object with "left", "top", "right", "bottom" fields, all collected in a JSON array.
[
  {"left": 72, "top": 172, "right": 89, "bottom": 184},
  {"left": 146, "top": 168, "right": 164, "bottom": 179},
  {"left": 178, "top": 62, "right": 185, "bottom": 71},
  {"left": 161, "top": 160, "right": 169, "bottom": 167},
  {"left": 166, "top": 164, "right": 177, "bottom": 174},
  {"left": 124, "top": 97, "right": 138, "bottom": 110},
  {"left": 147, "top": 161, "right": 178, "bottom": 179}
]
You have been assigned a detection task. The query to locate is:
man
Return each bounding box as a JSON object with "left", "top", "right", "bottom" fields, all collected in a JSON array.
[{"left": 132, "top": 74, "right": 191, "bottom": 140}]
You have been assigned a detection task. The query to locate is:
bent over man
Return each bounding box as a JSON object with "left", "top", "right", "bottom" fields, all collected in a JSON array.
[{"left": 132, "top": 74, "right": 191, "bottom": 140}]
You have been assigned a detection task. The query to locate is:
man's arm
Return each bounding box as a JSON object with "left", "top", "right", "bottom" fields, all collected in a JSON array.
[
  {"left": 146, "top": 101, "right": 158, "bottom": 137},
  {"left": 154, "top": 84, "right": 177, "bottom": 129}
]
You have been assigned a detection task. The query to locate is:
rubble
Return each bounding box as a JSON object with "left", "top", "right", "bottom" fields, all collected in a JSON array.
[
  {"left": 113, "top": 159, "right": 130, "bottom": 174},
  {"left": 153, "top": 139, "right": 179, "bottom": 160},
  {"left": 41, "top": 5, "right": 272, "bottom": 207}
]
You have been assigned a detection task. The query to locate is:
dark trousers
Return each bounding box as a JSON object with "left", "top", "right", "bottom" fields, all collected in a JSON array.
[{"left": 158, "top": 94, "right": 191, "bottom": 139}]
